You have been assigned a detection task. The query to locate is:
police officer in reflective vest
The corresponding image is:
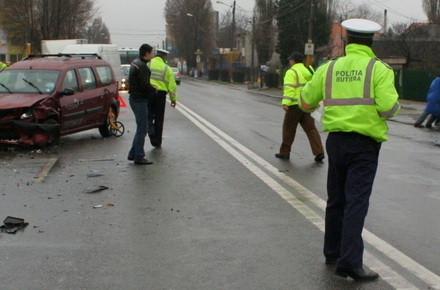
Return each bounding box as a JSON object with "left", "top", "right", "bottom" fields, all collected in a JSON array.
[
  {"left": 148, "top": 49, "right": 178, "bottom": 147},
  {"left": 275, "top": 52, "right": 324, "bottom": 162},
  {"left": 299, "top": 19, "right": 401, "bottom": 281}
]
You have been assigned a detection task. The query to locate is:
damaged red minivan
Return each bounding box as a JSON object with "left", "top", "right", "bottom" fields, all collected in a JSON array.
[{"left": 0, "top": 54, "right": 120, "bottom": 146}]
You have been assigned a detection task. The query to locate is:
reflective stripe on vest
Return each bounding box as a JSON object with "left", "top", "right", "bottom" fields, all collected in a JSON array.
[
  {"left": 323, "top": 58, "right": 377, "bottom": 106},
  {"left": 283, "top": 68, "right": 307, "bottom": 89},
  {"left": 282, "top": 97, "right": 298, "bottom": 102},
  {"left": 150, "top": 64, "right": 169, "bottom": 85}
]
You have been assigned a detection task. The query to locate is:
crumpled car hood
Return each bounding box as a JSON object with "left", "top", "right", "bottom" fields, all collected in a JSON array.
[{"left": 0, "top": 93, "right": 49, "bottom": 109}]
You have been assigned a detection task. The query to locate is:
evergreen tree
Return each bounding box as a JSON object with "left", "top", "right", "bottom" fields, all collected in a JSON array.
[
  {"left": 276, "top": 0, "right": 331, "bottom": 67},
  {"left": 253, "top": 0, "right": 277, "bottom": 66}
]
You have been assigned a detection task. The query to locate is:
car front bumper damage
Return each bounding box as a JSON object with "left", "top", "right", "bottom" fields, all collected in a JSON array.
[{"left": 0, "top": 120, "right": 60, "bottom": 146}]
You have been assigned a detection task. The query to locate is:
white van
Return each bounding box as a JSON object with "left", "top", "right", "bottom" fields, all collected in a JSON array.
[{"left": 63, "top": 44, "right": 123, "bottom": 90}]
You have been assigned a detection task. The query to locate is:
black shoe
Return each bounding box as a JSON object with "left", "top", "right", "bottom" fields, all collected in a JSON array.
[
  {"left": 275, "top": 153, "right": 290, "bottom": 160},
  {"left": 134, "top": 158, "right": 153, "bottom": 165},
  {"left": 414, "top": 123, "right": 424, "bottom": 128},
  {"left": 426, "top": 124, "right": 433, "bottom": 128},
  {"left": 127, "top": 156, "right": 134, "bottom": 161},
  {"left": 325, "top": 258, "right": 338, "bottom": 265},
  {"left": 335, "top": 267, "right": 379, "bottom": 281},
  {"left": 149, "top": 134, "right": 159, "bottom": 147},
  {"left": 314, "top": 153, "right": 325, "bottom": 162}
]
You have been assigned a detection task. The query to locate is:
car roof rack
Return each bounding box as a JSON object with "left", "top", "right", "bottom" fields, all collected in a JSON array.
[{"left": 24, "top": 53, "right": 103, "bottom": 60}]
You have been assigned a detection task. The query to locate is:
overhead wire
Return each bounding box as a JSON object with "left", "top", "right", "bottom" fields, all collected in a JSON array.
[{"left": 365, "top": 0, "right": 426, "bottom": 22}]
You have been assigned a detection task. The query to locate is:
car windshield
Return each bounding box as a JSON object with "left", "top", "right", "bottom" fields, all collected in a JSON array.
[
  {"left": 0, "top": 70, "right": 60, "bottom": 94},
  {"left": 121, "top": 65, "right": 130, "bottom": 77}
]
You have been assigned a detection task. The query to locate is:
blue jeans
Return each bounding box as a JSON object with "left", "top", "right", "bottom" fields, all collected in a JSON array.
[
  {"left": 128, "top": 97, "right": 148, "bottom": 161},
  {"left": 415, "top": 110, "right": 437, "bottom": 126}
]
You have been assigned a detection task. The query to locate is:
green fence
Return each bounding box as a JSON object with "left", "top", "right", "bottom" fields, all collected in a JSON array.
[{"left": 397, "top": 70, "right": 440, "bottom": 102}]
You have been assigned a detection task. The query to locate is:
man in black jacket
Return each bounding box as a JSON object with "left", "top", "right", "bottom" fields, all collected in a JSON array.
[{"left": 127, "top": 44, "right": 157, "bottom": 165}]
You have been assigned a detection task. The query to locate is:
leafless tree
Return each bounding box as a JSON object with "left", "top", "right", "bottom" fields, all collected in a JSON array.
[
  {"left": 217, "top": 9, "right": 250, "bottom": 49},
  {"left": 165, "top": 0, "right": 215, "bottom": 69},
  {"left": 334, "top": 0, "right": 381, "bottom": 22},
  {"left": 87, "top": 17, "right": 111, "bottom": 44},
  {"left": 1, "top": 0, "right": 97, "bottom": 53},
  {"left": 423, "top": 0, "right": 440, "bottom": 23},
  {"left": 375, "top": 22, "right": 440, "bottom": 70}
]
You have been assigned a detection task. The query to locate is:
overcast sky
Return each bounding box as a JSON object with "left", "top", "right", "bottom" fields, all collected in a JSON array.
[{"left": 94, "top": 0, "right": 427, "bottom": 49}]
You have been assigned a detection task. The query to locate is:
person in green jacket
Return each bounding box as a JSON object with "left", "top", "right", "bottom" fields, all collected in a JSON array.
[
  {"left": 275, "top": 51, "right": 324, "bottom": 162},
  {"left": 299, "top": 19, "right": 401, "bottom": 282},
  {"left": 148, "top": 49, "right": 178, "bottom": 147}
]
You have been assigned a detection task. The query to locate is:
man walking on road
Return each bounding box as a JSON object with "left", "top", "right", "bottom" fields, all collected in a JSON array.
[
  {"left": 300, "top": 19, "right": 401, "bottom": 281},
  {"left": 275, "top": 52, "right": 324, "bottom": 162},
  {"left": 148, "top": 49, "right": 178, "bottom": 147},
  {"left": 127, "top": 44, "right": 156, "bottom": 165}
]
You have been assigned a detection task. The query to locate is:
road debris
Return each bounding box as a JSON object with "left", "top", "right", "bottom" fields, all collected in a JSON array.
[
  {"left": 87, "top": 172, "right": 105, "bottom": 178},
  {"left": 83, "top": 185, "right": 109, "bottom": 193},
  {"left": 79, "top": 158, "right": 114, "bottom": 162},
  {"left": 0, "top": 216, "right": 29, "bottom": 234}
]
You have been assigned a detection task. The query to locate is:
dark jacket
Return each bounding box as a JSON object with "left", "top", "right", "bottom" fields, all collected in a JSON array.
[{"left": 128, "top": 57, "right": 156, "bottom": 99}]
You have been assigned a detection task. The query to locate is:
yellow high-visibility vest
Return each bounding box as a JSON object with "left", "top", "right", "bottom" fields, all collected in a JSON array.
[
  {"left": 282, "top": 63, "right": 314, "bottom": 107},
  {"left": 300, "top": 43, "right": 400, "bottom": 142},
  {"left": 149, "top": 56, "right": 178, "bottom": 101}
]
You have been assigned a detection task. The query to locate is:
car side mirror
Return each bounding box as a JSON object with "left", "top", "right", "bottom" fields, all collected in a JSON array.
[{"left": 60, "top": 88, "right": 75, "bottom": 96}]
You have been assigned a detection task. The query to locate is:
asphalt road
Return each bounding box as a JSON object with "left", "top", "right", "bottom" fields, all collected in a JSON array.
[{"left": 0, "top": 78, "right": 439, "bottom": 290}]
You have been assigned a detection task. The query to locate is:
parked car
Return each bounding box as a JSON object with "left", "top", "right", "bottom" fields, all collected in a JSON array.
[
  {"left": 120, "top": 64, "right": 130, "bottom": 90},
  {"left": 172, "top": 67, "right": 181, "bottom": 85},
  {"left": 0, "top": 53, "right": 120, "bottom": 146}
]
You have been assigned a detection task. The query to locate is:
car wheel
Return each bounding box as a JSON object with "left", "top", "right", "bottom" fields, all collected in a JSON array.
[{"left": 99, "top": 107, "right": 115, "bottom": 137}]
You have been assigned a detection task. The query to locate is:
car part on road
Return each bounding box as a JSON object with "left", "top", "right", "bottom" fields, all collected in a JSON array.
[
  {"left": 1, "top": 216, "right": 29, "bottom": 234},
  {"left": 83, "top": 185, "right": 109, "bottom": 193}
]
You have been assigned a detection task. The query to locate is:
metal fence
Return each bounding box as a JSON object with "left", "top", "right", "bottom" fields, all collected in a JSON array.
[{"left": 397, "top": 70, "right": 440, "bottom": 102}]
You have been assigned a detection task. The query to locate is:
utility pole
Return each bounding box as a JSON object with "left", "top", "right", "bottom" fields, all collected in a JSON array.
[
  {"left": 229, "top": 0, "right": 236, "bottom": 82},
  {"left": 305, "top": 0, "right": 315, "bottom": 66},
  {"left": 251, "top": 16, "right": 255, "bottom": 68}
]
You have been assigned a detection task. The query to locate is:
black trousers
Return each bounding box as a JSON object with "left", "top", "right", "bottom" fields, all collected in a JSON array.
[
  {"left": 324, "top": 132, "right": 381, "bottom": 269},
  {"left": 147, "top": 90, "right": 167, "bottom": 146}
]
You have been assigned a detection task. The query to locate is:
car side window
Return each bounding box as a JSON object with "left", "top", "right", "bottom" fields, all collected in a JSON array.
[
  {"left": 62, "top": 70, "right": 79, "bottom": 92},
  {"left": 96, "top": 66, "right": 112, "bottom": 86},
  {"left": 78, "top": 67, "right": 97, "bottom": 91}
]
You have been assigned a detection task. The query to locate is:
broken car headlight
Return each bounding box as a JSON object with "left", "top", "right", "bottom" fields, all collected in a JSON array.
[{"left": 20, "top": 110, "right": 33, "bottom": 120}]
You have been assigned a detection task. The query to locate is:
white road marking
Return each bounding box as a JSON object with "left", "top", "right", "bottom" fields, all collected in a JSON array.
[{"left": 176, "top": 101, "right": 440, "bottom": 290}]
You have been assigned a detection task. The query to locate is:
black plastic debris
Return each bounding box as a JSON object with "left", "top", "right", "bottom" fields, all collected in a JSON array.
[
  {"left": 0, "top": 216, "right": 29, "bottom": 234},
  {"left": 86, "top": 173, "right": 105, "bottom": 178},
  {"left": 83, "top": 185, "right": 109, "bottom": 193}
]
